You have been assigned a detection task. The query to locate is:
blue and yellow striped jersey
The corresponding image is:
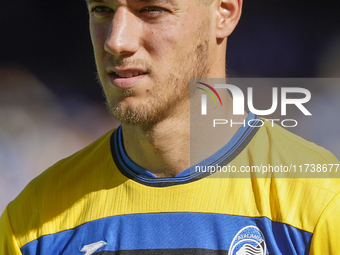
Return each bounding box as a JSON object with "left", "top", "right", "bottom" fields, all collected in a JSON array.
[{"left": 1, "top": 113, "right": 340, "bottom": 254}]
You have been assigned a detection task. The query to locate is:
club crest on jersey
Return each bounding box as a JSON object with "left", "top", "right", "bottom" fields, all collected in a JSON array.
[{"left": 229, "top": 226, "right": 267, "bottom": 255}]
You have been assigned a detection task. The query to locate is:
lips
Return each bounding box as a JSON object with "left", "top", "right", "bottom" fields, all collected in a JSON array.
[
  {"left": 114, "top": 71, "right": 146, "bottom": 78},
  {"left": 108, "top": 69, "right": 149, "bottom": 89}
]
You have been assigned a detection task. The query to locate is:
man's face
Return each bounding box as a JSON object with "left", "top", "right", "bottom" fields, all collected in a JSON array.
[{"left": 88, "top": 0, "right": 215, "bottom": 124}]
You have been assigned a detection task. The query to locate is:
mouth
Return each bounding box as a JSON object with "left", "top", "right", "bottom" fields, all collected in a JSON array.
[
  {"left": 108, "top": 69, "right": 149, "bottom": 89},
  {"left": 113, "top": 71, "right": 147, "bottom": 78}
]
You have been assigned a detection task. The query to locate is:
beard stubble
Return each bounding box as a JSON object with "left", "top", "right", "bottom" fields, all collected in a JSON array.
[{"left": 100, "top": 20, "right": 211, "bottom": 125}]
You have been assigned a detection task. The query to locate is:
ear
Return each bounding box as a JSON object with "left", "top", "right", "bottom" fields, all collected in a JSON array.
[{"left": 215, "top": 0, "right": 242, "bottom": 39}]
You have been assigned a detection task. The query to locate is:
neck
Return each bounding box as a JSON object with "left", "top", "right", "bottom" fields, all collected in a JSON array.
[
  {"left": 121, "top": 98, "right": 190, "bottom": 177},
  {"left": 121, "top": 86, "right": 247, "bottom": 178}
]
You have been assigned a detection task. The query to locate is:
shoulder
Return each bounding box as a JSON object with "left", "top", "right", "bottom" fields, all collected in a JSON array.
[
  {"left": 243, "top": 119, "right": 340, "bottom": 188},
  {"left": 17, "top": 129, "right": 115, "bottom": 196},
  {"left": 236, "top": 120, "right": 340, "bottom": 229},
  {"left": 5, "top": 129, "right": 117, "bottom": 249},
  {"left": 248, "top": 120, "right": 339, "bottom": 165}
]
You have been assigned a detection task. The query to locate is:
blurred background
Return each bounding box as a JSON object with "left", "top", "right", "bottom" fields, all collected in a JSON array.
[{"left": 0, "top": 0, "right": 340, "bottom": 212}]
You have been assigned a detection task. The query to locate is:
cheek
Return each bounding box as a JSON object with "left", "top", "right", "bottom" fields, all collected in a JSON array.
[
  {"left": 142, "top": 30, "right": 182, "bottom": 73},
  {"left": 142, "top": 15, "right": 201, "bottom": 62},
  {"left": 141, "top": 16, "right": 183, "bottom": 54}
]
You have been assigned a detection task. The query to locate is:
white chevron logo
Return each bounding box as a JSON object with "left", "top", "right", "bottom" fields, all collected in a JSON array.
[{"left": 80, "top": 241, "right": 108, "bottom": 255}]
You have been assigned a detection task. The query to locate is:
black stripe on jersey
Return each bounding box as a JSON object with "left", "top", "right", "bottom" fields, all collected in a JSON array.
[
  {"left": 95, "top": 249, "right": 229, "bottom": 255},
  {"left": 110, "top": 117, "right": 260, "bottom": 187}
]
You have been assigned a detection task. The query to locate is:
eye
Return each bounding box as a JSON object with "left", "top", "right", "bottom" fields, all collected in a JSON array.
[
  {"left": 90, "top": 6, "right": 114, "bottom": 16},
  {"left": 140, "top": 6, "right": 167, "bottom": 16}
]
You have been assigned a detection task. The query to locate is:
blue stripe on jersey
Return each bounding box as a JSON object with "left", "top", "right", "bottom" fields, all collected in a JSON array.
[
  {"left": 116, "top": 112, "right": 261, "bottom": 182},
  {"left": 20, "top": 213, "right": 312, "bottom": 254}
]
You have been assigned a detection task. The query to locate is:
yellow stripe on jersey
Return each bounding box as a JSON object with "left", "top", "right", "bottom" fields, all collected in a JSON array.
[{"left": 4, "top": 122, "right": 340, "bottom": 250}]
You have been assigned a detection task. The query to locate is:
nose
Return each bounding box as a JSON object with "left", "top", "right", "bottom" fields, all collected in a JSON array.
[{"left": 104, "top": 8, "right": 140, "bottom": 57}]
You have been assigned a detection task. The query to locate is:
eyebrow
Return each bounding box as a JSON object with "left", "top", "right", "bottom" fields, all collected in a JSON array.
[
  {"left": 85, "top": 0, "right": 108, "bottom": 6},
  {"left": 133, "top": 0, "right": 176, "bottom": 4},
  {"left": 85, "top": 0, "right": 176, "bottom": 6}
]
